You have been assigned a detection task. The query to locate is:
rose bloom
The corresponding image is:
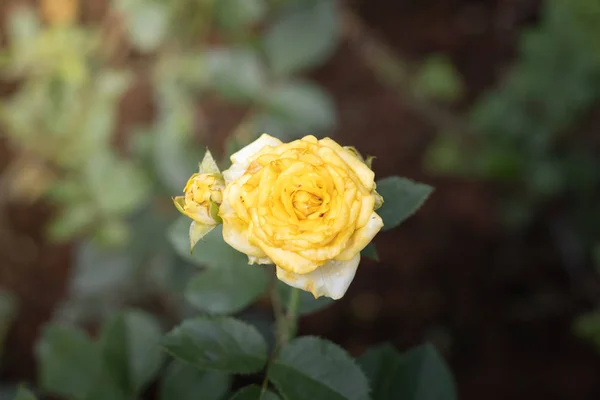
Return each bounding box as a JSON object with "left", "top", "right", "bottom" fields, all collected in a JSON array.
[
  {"left": 173, "top": 173, "right": 224, "bottom": 226},
  {"left": 219, "top": 134, "right": 383, "bottom": 299}
]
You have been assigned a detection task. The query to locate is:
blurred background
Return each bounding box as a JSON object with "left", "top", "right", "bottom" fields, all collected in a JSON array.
[{"left": 1, "top": 0, "right": 600, "bottom": 399}]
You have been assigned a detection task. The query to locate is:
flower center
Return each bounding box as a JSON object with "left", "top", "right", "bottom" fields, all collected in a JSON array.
[{"left": 292, "top": 189, "right": 323, "bottom": 219}]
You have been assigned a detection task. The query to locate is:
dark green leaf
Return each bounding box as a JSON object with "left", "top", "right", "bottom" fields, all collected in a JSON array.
[
  {"left": 186, "top": 263, "right": 268, "bottom": 315},
  {"left": 264, "top": 81, "right": 336, "bottom": 135},
  {"left": 361, "top": 243, "right": 379, "bottom": 261},
  {"left": 207, "top": 49, "right": 266, "bottom": 101},
  {"left": 376, "top": 176, "right": 433, "bottom": 231},
  {"left": 162, "top": 316, "right": 268, "bottom": 374},
  {"left": 230, "top": 385, "right": 280, "bottom": 400},
  {"left": 277, "top": 281, "right": 333, "bottom": 316},
  {"left": 36, "top": 324, "right": 124, "bottom": 400},
  {"left": 414, "top": 55, "right": 464, "bottom": 102},
  {"left": 160, "top": 361, "right": 232, "bottom": 400},
  {"left": 268, "top": 336, "right": 370, "bottom": 400},
  {"left": 0, "top": 291, "right": 17, "bottom": 357},
  {"left": 264, "top": 0, "right": 340, "bottom": 75},
  {"left": 215, "top": 0, "right": 266, "bottom": 31},
  {"left": 13, "top": 387, "right": 37, "bottom": 400},
  {"left": 169, "top": 218, "right": 249, "bottom": 269},
  {"left": 100, "top": 310, "right": 164, "bottom": 394},
  {"left": 358, "top": 343, "right": 457, "bottom": 400}
]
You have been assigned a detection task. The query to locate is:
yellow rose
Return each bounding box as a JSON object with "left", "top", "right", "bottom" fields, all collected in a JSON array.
[
  {"left": 173, "top": 173, "right": 224, "bottom": 225},
  {"left": 173, "top": 150, "right": 224, "bottom": 250},
  {"left": 219, "top": 134, "right": 384, "bottom": 299}
]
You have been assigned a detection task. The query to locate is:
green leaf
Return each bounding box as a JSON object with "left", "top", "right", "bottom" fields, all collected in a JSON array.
[
  {"left": 7, "top": 7, "right": 40, "bottom": 45},
  {"left": 162, "top": 317, "right": 268, "bottom": 374},
  {"left": 36, "top": 324, "right": 124, "bottom": 400},
  {"left": 153, "top": 93, "right": 199, "bottom": 193},
  {"left": 230, "top": 385, "right": 280, "bottom": 400},
  {"left": 358, "top": 343, "right": 457, "bottom": 400},
  {"left": 277, "top": 281, "right": 333, "bottom": 316},
  {"left": 0, "top": 291, "right": 18, "bottom": 357},
  {"left": 264, "top": 81, "right": 336, "bottom": 135},
  {"left": 268, "top": 336, "right": 370, "bottom": 400},
  {"left": 215, "top": 0, "right": 266, "bottom": 31},
  {"left": 160, "top": 361, "right": 232, "bottom": 400},
  {"left": 123, "top": 2, "right": 168, "bottom": 52},
  {"left": 263, "top": 0, "right": 340, "bottom": 75},
  {"left": 169, "top": 218, "right": 249, "bottom": 269},
  {"left": 206, "top": 48, "right": 266, "bottom": 101},
  {"left": 186, "top": 263, "right": 268, "bottom": 315},
  {"left": 360, "top": 243, "right": 379, "bottom": 261},
  {"left": 376, "top": 176, "right": 433, "bottom": 231},
  {"left": 13, "top": 387, "right": 37, "bottom": 400},
  {"left": 100, "top": 310, "right": 164, "bottom": 395},
  {"left": 414, "top": 55, "right": 464, "bottom": 102},
  {"left": 190, "top": 221, "right": 216, "bottom": 251},
  {"left": 423, "top": 133, "right": 469, "bottom": 176},
  {"left": 46, "top": 203, "right": 95, "bottom": 242}
]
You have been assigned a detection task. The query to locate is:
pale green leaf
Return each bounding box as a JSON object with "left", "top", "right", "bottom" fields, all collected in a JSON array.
[
  {"left": 263, "top": 0, "right": 340, "bottom": 75},
  {"left": 125, "top": 2, "right": 168, "bottom": 52},
  {"left": 376, "top": 176, "right": 433, "bottom": 231},
  {"left": 162, "top": 317, "right": 268, "bottom": 374},
  {"left": 185, "top": 263, "right": 268, "bottom": 314},
  {"left": 268, "top": 336, "right": 370, "bottom": 400},
  {"left": 160, "top": 361, "right": 232, "bottom": 400}
]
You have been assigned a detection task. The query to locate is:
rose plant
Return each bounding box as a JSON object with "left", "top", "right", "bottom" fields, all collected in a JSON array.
[{"left": 158, "top": 132, "right": 455, "bottom": 400}]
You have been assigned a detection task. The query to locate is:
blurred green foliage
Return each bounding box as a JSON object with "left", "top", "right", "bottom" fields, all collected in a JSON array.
[{"left": 426, "top": 0, "right": 600, "bottom": 231}]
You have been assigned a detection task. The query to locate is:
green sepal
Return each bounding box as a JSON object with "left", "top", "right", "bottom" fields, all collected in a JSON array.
[
  {"left": 373, "top": 189, "right": 384, "bottom": 211},
  {"left": 209, "top": 201, "right": 223, "bottom": 224},
  {"left": 173, "top": 196, "right": 186, "bottom": 215},
  {"left": 365, "top": 155, "right": 376, "bottom": 169},
  {"left": 190, "top": 221, "right": 216, "bottom": 252},
  {"left": 199, "top": 149, "right": 220, "bottom": 174}
]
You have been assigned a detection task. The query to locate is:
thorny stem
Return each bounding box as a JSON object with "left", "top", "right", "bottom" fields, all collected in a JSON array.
[{"left": 260, "top": 268, "right": 302, "bottom": 399}]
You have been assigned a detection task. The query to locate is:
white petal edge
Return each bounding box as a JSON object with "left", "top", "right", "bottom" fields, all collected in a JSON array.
[
  {"left": 276, "top": 254, "right": 360, "bottom": 300},
  {"left": 223, "top": 133, "right": 282, "bottom": 184},
  {"left": 221, "top": 222, "right": 267, "bottom": 259}
]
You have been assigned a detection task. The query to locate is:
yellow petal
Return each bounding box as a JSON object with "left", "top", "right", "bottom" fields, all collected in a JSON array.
[
  {"left": 276, "top": 254, "right": 360, "bottom": 299},
  {"left": 320, "top": 138, "right": 375, "bottom": 190},
  {"left": 221, "top": 220, "right": 268, "bottom": 259},
  {"left": 230, "top": 133, "right": 282, "bottom": 165},
  {"left": 336, "top": 212, "right": 383, "bottom": 261}
]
